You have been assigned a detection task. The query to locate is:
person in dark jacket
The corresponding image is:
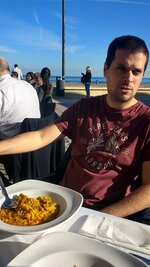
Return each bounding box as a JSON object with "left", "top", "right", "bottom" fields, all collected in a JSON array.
[
  {"left": 37, "top": 67, "right": 53, "bottom": 103},
  {"left": 81, "top": 66, "right": 92, "bottom": 97}
]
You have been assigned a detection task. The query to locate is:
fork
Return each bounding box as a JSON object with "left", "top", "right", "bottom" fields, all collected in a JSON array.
[{"left": 0, "top": 176, "right": 18, "bottom": 209}]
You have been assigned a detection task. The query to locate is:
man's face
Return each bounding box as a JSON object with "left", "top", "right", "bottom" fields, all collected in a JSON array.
[{"left": 104, "top": 49, "right": 147, "bottom": 109}]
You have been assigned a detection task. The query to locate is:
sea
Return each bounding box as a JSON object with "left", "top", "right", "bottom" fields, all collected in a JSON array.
[
  {"left": 47, "top": 76, "right": 150, "bottom": 85},
  {"left": 23, "top": 75, "right": 150, "bottom": 85}
]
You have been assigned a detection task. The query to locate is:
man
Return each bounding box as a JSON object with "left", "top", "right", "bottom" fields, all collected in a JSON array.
[
  {"left": 0, "top": 36, "right": 149, "bottom": 223},
  {"left": 0, "top": 57, "right": 40, "bottom": 139},
  {"left": 13, "top": 64, "right": 23, "bottom": 80}
]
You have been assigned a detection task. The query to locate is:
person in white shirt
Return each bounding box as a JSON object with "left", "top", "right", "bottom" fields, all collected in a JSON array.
[
  {"left": 0, "top": 57, "right": 40, "bottom": 139},
  {"left": 13, "top": 63, "right": 23, "bottom": 80}
]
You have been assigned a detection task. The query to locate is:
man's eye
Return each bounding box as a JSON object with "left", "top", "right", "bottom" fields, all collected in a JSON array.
[
  {"left": 132, "top": 69, "right": 141, "bottom": 76},
  {"left": 117, "top": 66, "right": 126, "bottom": 72}
]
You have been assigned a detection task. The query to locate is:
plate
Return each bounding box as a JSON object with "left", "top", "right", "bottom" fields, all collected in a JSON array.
[
  {"left": 8, "top": 232, "right": 147, "bottom": 267},
  {"left": 0, "top": 180, "right": 83, "bottom": 234}
]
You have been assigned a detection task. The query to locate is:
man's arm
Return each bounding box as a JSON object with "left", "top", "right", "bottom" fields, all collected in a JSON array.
[
  {"left": 101, "top": 161, "right": 150, "bottom": 217},
  {"left": 0, "top": 123, "right": 62, "bottom": 155}
]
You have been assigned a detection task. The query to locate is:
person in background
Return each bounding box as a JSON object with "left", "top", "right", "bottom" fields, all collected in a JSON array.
[
  {"left": 81, "top": 66, "right": 92, "bottom": 97},
  {"left": 25, "top": 71, "right": 36, "bottom": 88},
  {"left": 0, "top": 57, "right": 40, "bottom": 139},
  {"left": 34, "top": 72, "right": 43, "bottom": 93},
  {"left": 36, "top": 67, "right": 55, "bottom": 117},
  {"left": 13, "top": 64, "right": 23, "bottom": 80},
  {"left": 0, "top": 36, "right": 150, "bottom": 224},
  {"left": 37, "top": 67, "right": 53, "bottom": 102},
  {"left": 11, "top": 71, "right": 18, "bottom": 79}
]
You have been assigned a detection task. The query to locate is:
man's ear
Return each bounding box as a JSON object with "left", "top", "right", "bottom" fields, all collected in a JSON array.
[{"left": 103, "top": 62, "right": 108, "bottom": 77}]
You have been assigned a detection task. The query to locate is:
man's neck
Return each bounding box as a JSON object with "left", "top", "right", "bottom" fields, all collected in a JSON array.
[{"left": 106, "top": 95, "right": 138, "bottom": 110}]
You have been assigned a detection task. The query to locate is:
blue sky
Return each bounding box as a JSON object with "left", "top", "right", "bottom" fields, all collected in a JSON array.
[{"left": 1, "top": 0, "right": 150, "bottom": 77}]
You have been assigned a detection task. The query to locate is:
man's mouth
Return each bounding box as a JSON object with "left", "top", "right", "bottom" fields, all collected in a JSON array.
[{"left": 120, "top": 85, "right": 132, "bottom": 93}]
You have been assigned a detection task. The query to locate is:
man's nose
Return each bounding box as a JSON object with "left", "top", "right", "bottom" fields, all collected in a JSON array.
[{"left": 123, "top": 71, "right": 133, "bottom": 83}]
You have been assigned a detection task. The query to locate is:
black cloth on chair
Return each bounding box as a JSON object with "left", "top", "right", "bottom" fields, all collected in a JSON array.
[
  {"left": 0, "top": 170, "right": 12, "bottom": 187},
  {"left": 19, "top": 113, "right": 65, "bottom": 183},
  {"left": 0, "top": 152, "right": 21, "bottom": 183}
]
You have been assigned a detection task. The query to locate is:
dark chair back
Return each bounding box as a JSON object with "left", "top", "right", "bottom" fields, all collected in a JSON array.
[
  {"left": 19, "top": 113, "right": 65, "bottom": 182},
  {"left": 0, "top": 113, "right": 65, "bottom": 183}
]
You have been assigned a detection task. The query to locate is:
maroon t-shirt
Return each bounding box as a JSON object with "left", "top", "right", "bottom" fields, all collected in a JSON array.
[{"left": 55, "top": 95, "right": 150, "bottom": 210}]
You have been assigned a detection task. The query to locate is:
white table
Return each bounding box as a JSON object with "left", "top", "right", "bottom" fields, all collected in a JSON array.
[{"left": 0, "top": 207, "right": 150, "bottom": 267}]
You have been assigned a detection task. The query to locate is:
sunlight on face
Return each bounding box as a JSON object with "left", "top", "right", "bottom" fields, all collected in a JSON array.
[{"left": 104, "top": 49, "right": 147, "bottom": 109}]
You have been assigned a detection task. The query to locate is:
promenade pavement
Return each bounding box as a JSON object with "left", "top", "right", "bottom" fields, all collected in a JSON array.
[{"left": 54, "top": 96, "right": 81, "bottom": 116}]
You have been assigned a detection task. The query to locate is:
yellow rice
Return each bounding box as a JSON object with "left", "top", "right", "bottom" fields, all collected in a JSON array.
[{"left": 0, "top": 193, "right": 59, "bottom": 226}]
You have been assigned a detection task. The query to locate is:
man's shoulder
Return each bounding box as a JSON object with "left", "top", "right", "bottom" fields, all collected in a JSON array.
[
  {"left": 137, "top": 101, "right": 150, "bottom": 116},
  {"left": 69, "top": 95, "right": 105, "bottom": 111}
]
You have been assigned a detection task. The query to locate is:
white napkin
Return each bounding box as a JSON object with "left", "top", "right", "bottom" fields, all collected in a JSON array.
[{"left": 78, "top": 215, "right": 150, "bottom": 255}]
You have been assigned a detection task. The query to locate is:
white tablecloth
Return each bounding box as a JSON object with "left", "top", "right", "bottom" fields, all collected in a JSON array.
[{"left": 0, "top": 207, "right": 150, "bottom": 267}]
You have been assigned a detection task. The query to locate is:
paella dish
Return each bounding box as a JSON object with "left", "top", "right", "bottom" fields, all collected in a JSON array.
[{"left": 0, "top": 193, "right": 59, "bottom": 226}]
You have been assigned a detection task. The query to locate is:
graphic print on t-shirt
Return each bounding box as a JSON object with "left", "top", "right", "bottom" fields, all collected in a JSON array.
[{"left": 84, "top": 122, "right": 129, "bottom": 171}]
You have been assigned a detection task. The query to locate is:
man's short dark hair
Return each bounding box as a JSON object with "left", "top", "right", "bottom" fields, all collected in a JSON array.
[
  {"left": 105, "top": 35, "right": 149, "bottom": 72},
  {"left": 14, "top": 64, "right": 18, "bottom": 68}
]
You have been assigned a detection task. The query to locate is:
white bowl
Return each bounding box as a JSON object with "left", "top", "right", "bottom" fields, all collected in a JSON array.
[
  {"left": 32, "top": 251, "right": 107, "bottom": 267},
  {"left": 0, "top": 180, "right": 83, "bottom": 234},
  {"left": 8, "top": 232, "right": 147, "bottom": 267}
]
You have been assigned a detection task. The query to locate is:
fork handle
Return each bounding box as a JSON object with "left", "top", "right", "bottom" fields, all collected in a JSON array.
[{"left": 0, "top": 176, "right": 9, "bottom": 198}]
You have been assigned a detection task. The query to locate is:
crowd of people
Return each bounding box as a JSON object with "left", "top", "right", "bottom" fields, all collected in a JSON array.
[
  {"left": 0, "top": 61, "right": 54, "bottom": 136},
  {"left": 10, "top": 65, "right": 53, "bottom": 104},
  {"left": 0, "top": 58, "right": 40, "bottom": 139},
  {"left": 0, "top": 35, "right": 150, "bottom": 225}
]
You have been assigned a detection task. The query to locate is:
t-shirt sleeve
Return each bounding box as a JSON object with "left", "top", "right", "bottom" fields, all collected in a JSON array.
[{"left": 55, "top": 101, "right": 79, "bottom": 139}]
